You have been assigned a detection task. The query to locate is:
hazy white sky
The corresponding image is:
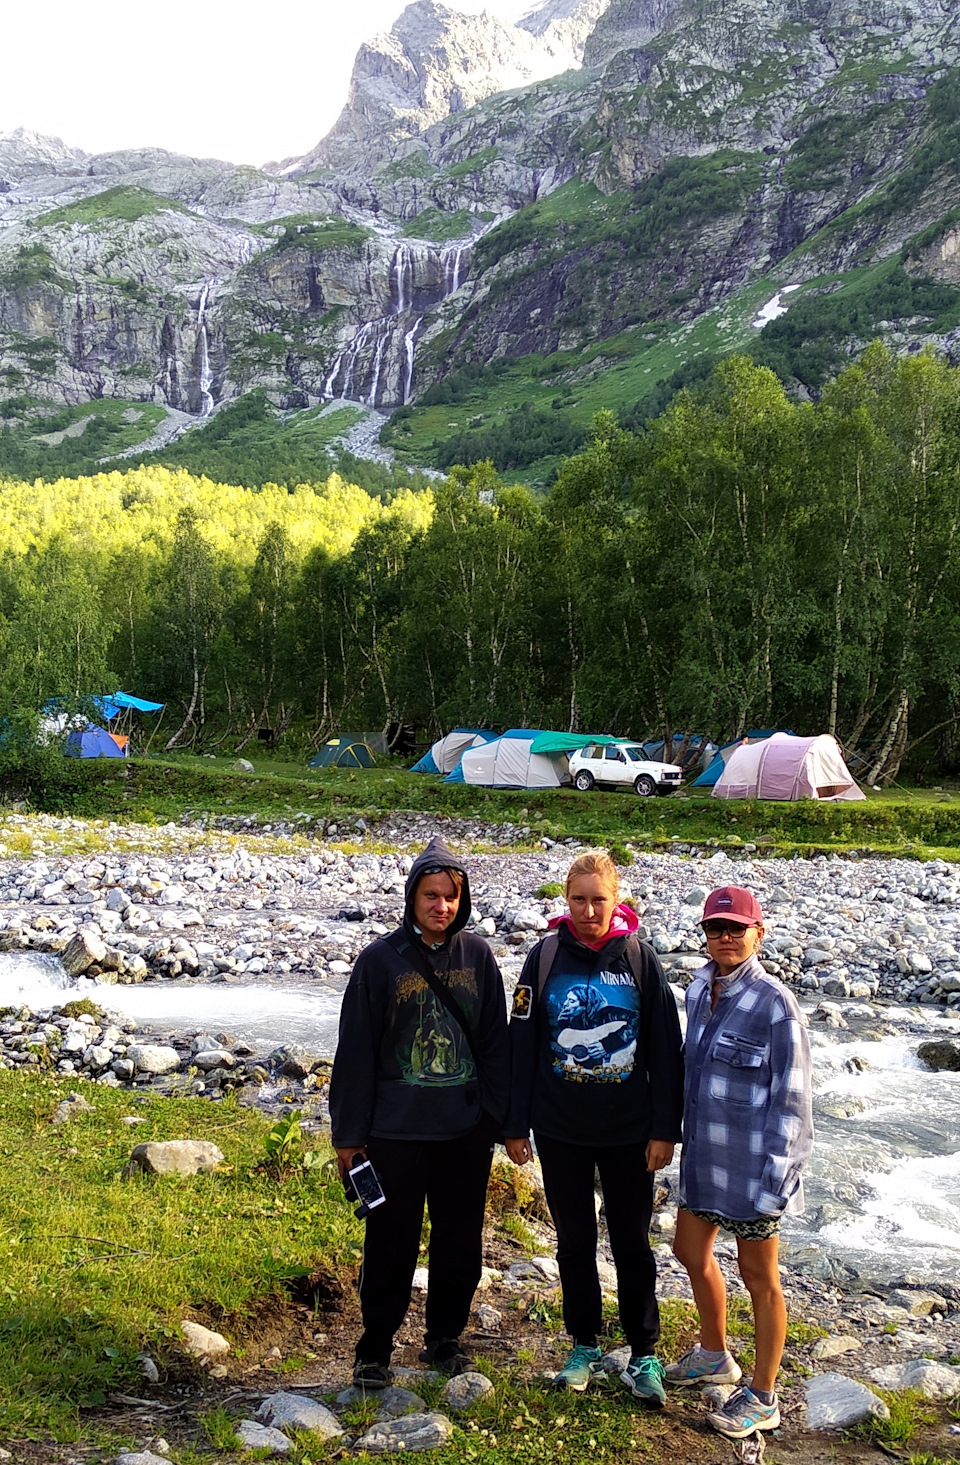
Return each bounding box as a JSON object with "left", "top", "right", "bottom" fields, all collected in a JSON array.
[{"left": 2, "top": 0, "right": 530, "bottom": 168}]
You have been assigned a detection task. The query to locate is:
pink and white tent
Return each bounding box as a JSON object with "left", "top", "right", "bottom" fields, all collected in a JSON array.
[{"left": 712, "top": 733, "right": 865, "bottom": 801}]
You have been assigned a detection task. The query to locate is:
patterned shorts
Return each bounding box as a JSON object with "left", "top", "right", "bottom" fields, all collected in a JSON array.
[{"left": 685, "top": 1207, "right": 781, "bottom": 1241}]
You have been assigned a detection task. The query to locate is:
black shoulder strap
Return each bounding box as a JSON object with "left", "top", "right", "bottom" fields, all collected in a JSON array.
[
  {"left": 387, "top": 930, "right": 481, "bottom": 1070},
  {"left": 537, "top": 929, "right": 647, "bottom": 997}
]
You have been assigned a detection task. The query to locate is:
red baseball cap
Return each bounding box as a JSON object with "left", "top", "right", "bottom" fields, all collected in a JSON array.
[{"left": 701, "top": 886, "right": 764, "bottom": 926}]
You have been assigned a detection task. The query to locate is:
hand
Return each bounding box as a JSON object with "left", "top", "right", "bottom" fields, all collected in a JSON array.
[
  {"left": 646, "top": 1139, "right": 675, "bottom": 1172},
  {"left": 505, "top": 1136, "right": 533, "bottom": 1166},
  {"left": 335, "top": 1145, "right": 367, "bottom": 1179}
]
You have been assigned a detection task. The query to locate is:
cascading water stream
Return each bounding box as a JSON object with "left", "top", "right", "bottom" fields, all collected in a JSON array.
[
  {"left": 196, "top": 280, "right": 216, "bottom": 418},
  {"left": 322, "top": 238, "right": 472, "bottom": 409}
]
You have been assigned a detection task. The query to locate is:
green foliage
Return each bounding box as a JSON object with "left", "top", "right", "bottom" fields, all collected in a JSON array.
[
  {"left": 784, "top": 104, "right": 904, "bottom": 192},
  {"left": 402, "top": 207, "right": 474, "bottom": 242},
  {"left": 261, "top": 216, "right": 370, "bottom": 255},
  {"left": 445, "top": 146, "right": 500, "bottom": 179},
  {"left": 57, "top": 1000, "right": 107, "bottom": 1022},
  {"left": 379, "top": 152, "right": 437, "bottom": 181},
  {"left": 263, "top": 1110, "right": 306, "bottom": 1175},
  {"left": 0, "top": 399, "right": 166, "bottom": 481},
  {"left": 432, "top": 401, "right": 587, "bottom": 472},
  {"left": 33, "top": 185, "right": 189, "bottom": 228},
  {"left": 849, "top": 1388, "right": 938, "bottom": 1447},
  {"left": 536, "top": 882, "right": 564, "bottom": 898},
  {"left": 0, "top": 244, "right": 67, "bottom": 290}
]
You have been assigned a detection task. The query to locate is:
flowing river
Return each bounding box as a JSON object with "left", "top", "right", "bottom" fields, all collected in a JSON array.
[{"left": 4, "top": 951, "right": 960, "bottom": 1289}]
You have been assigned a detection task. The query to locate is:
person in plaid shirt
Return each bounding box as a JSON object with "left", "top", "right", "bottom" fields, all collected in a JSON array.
[{"left": 666, "top": 885, "right": 813, "bottom": 1439}]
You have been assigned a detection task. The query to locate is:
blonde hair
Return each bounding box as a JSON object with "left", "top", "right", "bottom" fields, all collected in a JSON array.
[{"left": 565, "top": 850, "right": 619, "bottom": 901}]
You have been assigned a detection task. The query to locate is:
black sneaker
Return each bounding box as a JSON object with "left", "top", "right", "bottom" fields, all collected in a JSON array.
[
  {"left": 353, "top": 1358, "right": 390, "bottom": 1390},
  {"left": 418, "top": 1337, "right": 472, "bottom": 1375}
]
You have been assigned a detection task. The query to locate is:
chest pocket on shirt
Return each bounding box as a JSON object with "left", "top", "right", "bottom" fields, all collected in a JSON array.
[{"left": 709, "top": 1033, "right": 768, "bottom": 1106}]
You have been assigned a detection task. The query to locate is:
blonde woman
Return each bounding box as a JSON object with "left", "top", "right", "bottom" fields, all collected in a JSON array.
[{"left": 505, "top": 851, "right": 683, "bottom": 1406}]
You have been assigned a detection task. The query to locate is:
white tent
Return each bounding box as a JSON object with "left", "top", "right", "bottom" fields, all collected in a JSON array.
[
  {"left": 460, "top": 730, "right": 570, "bottom": 788},
  {"left": 713, "top": 733, "right": 865, "bottom": 801}
]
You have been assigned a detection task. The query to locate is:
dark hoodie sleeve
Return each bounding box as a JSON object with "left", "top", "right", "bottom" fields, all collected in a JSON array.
[
  {"left": 468, "top": 935, "right": 510, "bottom": 1125},
  {"left": 505, "top": 945, "right": 542, "bottom": 1138},
  {"left": 329, "top": 945, "right": 384, "bottom": 1151},
  {"left": 640, "top": 946, "right": 685, "bottom": 1143}
]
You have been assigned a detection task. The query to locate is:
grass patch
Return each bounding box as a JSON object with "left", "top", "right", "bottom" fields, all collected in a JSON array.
[
  {"left": 402, "top": 207, "right": 475, "bottom": 243},
  {"left": 253, "top": 216, "right": 370, "bottom": 255},
  {"left": 0, "top": 1071, "right": 353, "bottom": 1437},
  {"left": 849, "top": 1388, "right": 939, "bottom": 1447},
  {"left": 33, "top": 185, "right": 190, "bottom": 228},
  {"left": 0, "top": 399, "right": 167, "bottom": 479}
]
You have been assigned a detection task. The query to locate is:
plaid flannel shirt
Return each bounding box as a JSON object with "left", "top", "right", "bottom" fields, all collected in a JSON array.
[{"left": 679, "top": 955, "right": 813, "bottom": 1220}]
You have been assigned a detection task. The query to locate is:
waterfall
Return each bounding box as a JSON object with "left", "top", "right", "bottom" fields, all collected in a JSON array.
[
  {"left": 403, "top": 318, "right": 423, "bottom": 405},
  {"left": 442, "top": 244, "right": 470, "bottom": 296},
  {"left": 196, "top": 280, "right": 215, "bottom": 418},
  {"left": 324, "top": 237, "right": 472, "bottom": 410},
  {"left": 393, "top": 244, "right": 413, "bottom": 314}
]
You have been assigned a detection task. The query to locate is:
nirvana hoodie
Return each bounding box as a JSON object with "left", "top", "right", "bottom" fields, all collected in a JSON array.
[
  {"left": 330, "top": 836, "right": 509, "bottom": 1147},
  {"left": 506, "top": 908, "right": 684, "bottom": 1148}
]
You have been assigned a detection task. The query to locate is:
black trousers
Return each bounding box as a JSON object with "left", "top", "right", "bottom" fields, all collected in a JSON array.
[
  {"left": 535, "top": 1132, "right": 659, "bottom": 1356},
  {"left": 355, "top": 1116, "right": 496, "bottom": 1364}
]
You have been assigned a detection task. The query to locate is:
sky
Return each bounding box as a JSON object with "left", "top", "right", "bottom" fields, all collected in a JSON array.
[{"left": 2, "top": 0, "right": 531, "bottom": 168}]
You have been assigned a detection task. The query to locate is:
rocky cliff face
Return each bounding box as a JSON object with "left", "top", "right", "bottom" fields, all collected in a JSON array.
[
  {"left": 292, "top": 0, "right": 612, "bottom": 174},
  {"left": 3, "top": 0, "right": 960, "bottom": 430}
]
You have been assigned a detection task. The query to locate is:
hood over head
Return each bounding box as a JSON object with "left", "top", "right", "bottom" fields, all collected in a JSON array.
[{"left": 404, "top": 834, "right": 472, "bottom": 938}]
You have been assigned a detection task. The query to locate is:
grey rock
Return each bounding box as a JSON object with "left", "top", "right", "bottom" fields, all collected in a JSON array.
[
  {"left": 354, "top": 1412, "right": 454, "bottom": 1453},
  {"left": 886, "top": 1288, "right": 947, "bottom": 1315},
  {"left": 336, "top": 1385, "right": 426, "bottom": 1418},
  {"left": 51, "top": 1092, "right": 94, "bottom": 1124},
  {"left": 233, "top": 759, "right": 255, "bottom": 773},
  {"left": 124, "top": 1140, "right": 225, "bottom": 1177},
  {"left": 61, "top": 929, "right": 107, "bottom": 975},
  {"left": 255, "top": 1392, "right": 343, "bottom": 1438},
  {"left": 870, "top": 1360, "right": 960, "bottom": 1398},
  {"left": 192, "top": 1048, "right": 236, "bottom": 1071},
  {"left": 441, "top": 1372, "right": 494, "bottom": 1410},
  {"left": 476, "top": 1303, "right": 502, "bottom": 1332},
  {"left": 600, "top": 1345, "right": 631, "bottom": 1373},
  {"left": 917, "top": 1040, "right": 960, "bottom": 1071},
  {"left": 236, "top": 1421, "right": 293, "bottom": 1453},
  {"left": 811, "top": 1335, "right": 862, "bottom": 1360},
  {"left": 805, "top": 1373, "right": 890, "bottom": 1430},
  {"left": 116, "top": 1454, "right": 171, "bottom": 1465},
  {"left": 125, "top": 1044, "right": 181, "bottom": 1075}
]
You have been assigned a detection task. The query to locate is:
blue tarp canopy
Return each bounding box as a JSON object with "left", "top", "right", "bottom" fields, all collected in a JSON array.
[{"left": 96, "top": 691, "right": 164, "bottom": 719}]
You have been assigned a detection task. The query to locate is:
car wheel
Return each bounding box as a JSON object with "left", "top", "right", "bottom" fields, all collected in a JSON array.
[
  {"left": 634, "top": 774, "right": 656, "bottom": 798},
  {"left": 574, "top": 770, "right": 595, "bottom": 792}
]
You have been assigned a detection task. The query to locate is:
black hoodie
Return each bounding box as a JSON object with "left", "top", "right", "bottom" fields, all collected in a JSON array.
[{"left": 329, "top": 836, "right": 509, "bottom": 1146}]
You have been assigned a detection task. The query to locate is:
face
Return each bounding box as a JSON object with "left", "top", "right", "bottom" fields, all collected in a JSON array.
[
  {"left": 413, "top": 869, "right": 461, "bottom": 945},
  {"left": 566, "top": 873, "right": 617, "bottom": 943},
  {"left": 702, "top": 920, "right": 765, "bottom": 976}
]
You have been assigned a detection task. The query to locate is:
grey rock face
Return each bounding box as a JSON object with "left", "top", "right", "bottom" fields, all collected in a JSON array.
[
  {"left": 125, "top": 1044, "right": 181, "bottom": 1074},
  {"left": 354, "top": 1411, "right": 454, "bottom": 1453},
  {"left": 441, "top": 1371, "right": 494, "bottom": 1409},
  {"left": 124, "top": 1140, "right": 225, "bottom": 1176},
  {"left": 255, "top": 1392, "right": 344, "bottom": 1438},
  {"left": 805, "top": 1372, "right": 890, "bottom": 1430},
  {"left": 236, "top": 1421, "right": 293, "bottom": 1453},
  {"left": 870, "top": 1360, "right": 960, "bottom": 1398}
]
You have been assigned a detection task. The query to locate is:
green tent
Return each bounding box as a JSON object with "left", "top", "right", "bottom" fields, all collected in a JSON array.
[{"left": 309, "top": 737, "right": 375, "bottom": 769}]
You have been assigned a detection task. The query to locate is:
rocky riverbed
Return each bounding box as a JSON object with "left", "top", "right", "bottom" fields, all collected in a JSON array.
[{"left": 4, "top": 813, "right": 960, "bottom": 1455}]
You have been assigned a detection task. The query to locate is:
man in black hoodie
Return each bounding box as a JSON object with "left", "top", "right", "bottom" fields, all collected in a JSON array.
[{"left": 330, "top": 836, "right": 509, "bottom": 1389}]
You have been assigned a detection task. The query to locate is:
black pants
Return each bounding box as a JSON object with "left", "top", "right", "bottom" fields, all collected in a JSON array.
[
  {"left": 535, "top": 1133, "right": 659, "bottom": 1356},
  {"left": 355, "top": 1116, "right": 496, "bottom": 1364}
]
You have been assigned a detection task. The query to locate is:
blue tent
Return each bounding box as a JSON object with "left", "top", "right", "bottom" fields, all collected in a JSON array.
[
  {"left": 64, "top": 726, "right": 126, "bottom": 759},
  {"left": 414, "top": 727, "right": 498, "bottom": 777},
  {"left": 692, "top": 730, "right": 795, "bottom": 787}
]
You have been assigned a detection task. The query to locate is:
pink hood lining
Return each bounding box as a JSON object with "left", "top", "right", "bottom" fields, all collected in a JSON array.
[{"left": 548, "top": 901, "right": 640, "bottom": 951}]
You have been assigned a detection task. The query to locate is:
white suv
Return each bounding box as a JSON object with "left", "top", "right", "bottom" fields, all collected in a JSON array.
[{"left": 569, "top": 742, "right": 683, "bottom": 797}]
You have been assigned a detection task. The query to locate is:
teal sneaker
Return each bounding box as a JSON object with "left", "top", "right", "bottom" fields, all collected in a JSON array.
[
  {"left": 620, "top": 1354, "right": 666, "bottom": 1409},
  {"left": 553, "top": 1344, "right": 603, "bottom": 1392},
  {"left": 707, "top": 1386, "right": 780, "bottom": 1438},
  {"left": 665, "top": 1345, "right": 742, "bottom": 1387}
]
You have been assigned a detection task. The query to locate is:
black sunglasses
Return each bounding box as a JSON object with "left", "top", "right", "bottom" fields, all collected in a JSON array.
[{"left": 701, "top": 920, "right": 759, "bottom": 939}]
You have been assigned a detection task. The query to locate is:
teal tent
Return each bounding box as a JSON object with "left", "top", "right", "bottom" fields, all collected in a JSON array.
[{"left": 310, "top": 738, "right": 375, "bottom": 769}]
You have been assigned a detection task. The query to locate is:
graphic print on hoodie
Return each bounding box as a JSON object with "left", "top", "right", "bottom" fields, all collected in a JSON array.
[
  {"left": 544, "top": 969, "right": 640, "bottom": 1083},
  {"left": 395, "top": 966, "right": 478, "bottom": 1086}
]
